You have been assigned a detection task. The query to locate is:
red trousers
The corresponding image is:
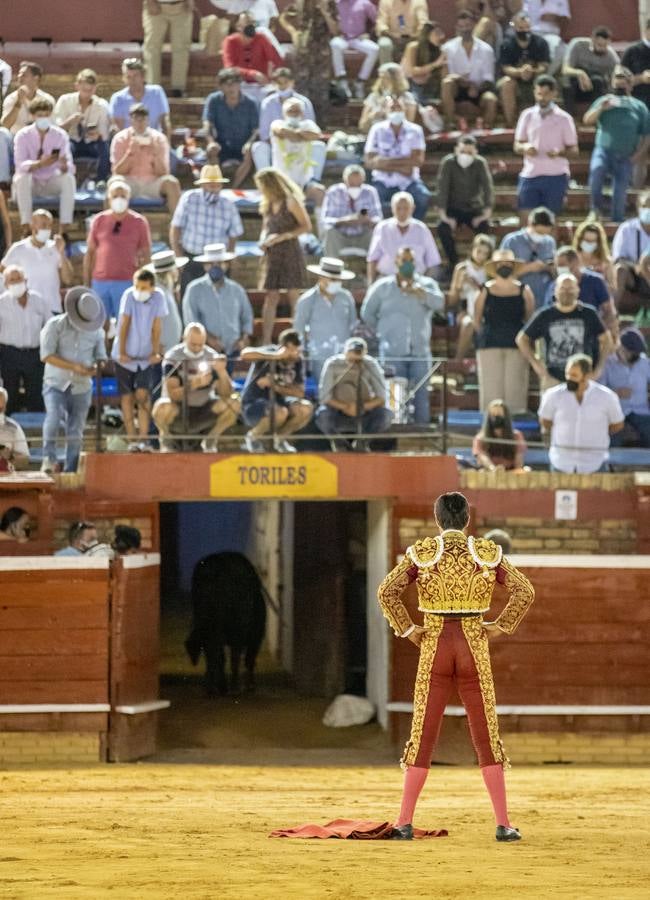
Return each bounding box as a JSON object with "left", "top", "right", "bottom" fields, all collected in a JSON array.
[{"left": 413, "top": 619, "right": 498, "bottom": 768}]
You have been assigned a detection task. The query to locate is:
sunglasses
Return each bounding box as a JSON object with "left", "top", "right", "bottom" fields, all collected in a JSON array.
[{"left": 112, "top": 220, "right": 123, "bottom": 235}]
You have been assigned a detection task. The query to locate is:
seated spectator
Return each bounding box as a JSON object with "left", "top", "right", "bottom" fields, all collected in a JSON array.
[
  {"left": 54, "top": 521, "right": 98, "bottom": 557},
  {"left": 361, "top": 246, "right": 444, "bottom": 424},
  {"left": 13, "top": 98, "right": 76, "bottom": 241},
  {"left": 110, "top": 57, "right": 171, "bottom": 138},
  {"left": 539, "top": 352, "right": 623, "bottom": 474},
  {"left": 0, "top": 386, "right": 30, "bottom": 472},
  {"left": 110, "top": 104, "right": 181, "bottom": 212},
  {"left": 500, "top": 206, "right": 556, "bottom": 307},
  {"left": 562, "top": 26, "right": 619, "bottom": 114},
  {"left": 1, "top": 209, "right": 72, "bottom": 311},
  {"left": 615, "top": 250, "right": 650, "bottom": 320},
  {"left": 315, "top": 336, "right": 393, "bottom": 450},
  {"left": 254, "top": 68, "right": 319, "bottom": 172},
  {"left": 110, "top": 267, "right": 166, "bottom": 450},
  {"left": 294, "top": 256, "right": 357, "bottom": 378},
  {"left": 401, "top": 20, "right": 447, "bottom": 106},
  {"left": 544, "top": 245, "right": 616, "bottom": 329},
  {"left": 436, "top": 135, "right": 493, "bottom": 269},
  {"left": 270, "top": 97, "right": 326, "bottom": 214},
  {"left": 40, "top": 286, "right": 107, "bottom": 473},
  {"left": 498, "top": 11, "right": 550, "bottom": 128},
  {"left": 147, "top": 250, "right": 186, "bottom": 355},
  {"left": 573, "top": 219, "right": 615, "bottom": 290},
  {"left": 1, "top": 61, "right": 55, "bottom": 136},
  {"left": 53, "top": 69, "right": 111, "bottom": 185},
  {"left": 84, "top": 180, "right": 152, "bottom": 321},
  {"left": 240, "top": 328, "right": 314, "bottom": 453},
  {"left": 525, "top": 0, "right": 571, "bottom": 72},
  {"left": 170, "top": 164, "right": 244, "bottom": 294},
  {"left": 472, "top": 399, "right": 527, "bottom": 470},
  {"left": 212, "top": 0, "right": 283, "bottom": 57},
  {"left": 0, "top": 507, "right": 31, "bottom": 542},
  {"left": 514, "top": 74, "right": 578, "bottom": 218},
  {"left": 441, "top": 10, "right": 497, "bottom": 128},
  {"left": 329, "top": 0, "right": 378, "bottom": 100},
  {"left": 611, "top": 191, "right": 650, "bottom": 310},
  {"left": 182, "top": 243, "right": 253, "bottom": 366},
  {"left": 599, "top": 327, "right": 650, "bottom": 447},
  {"left": 367, "top": 191, "right": 440, "bottom": 282},
  {"left": 142, "top": 0, "right": 194, "bottom": 97},
  {"left": 474, "top": 249, "right": 534, "bottom": 413},
  {"left": 203, "top": 68, "right": 259, "bottom": 189},
  {"left": 448, "top": 233, "right": 494, "bottom": 360},
  {"left": 364, "top": 97, "right": 430, "bottom": 221},
  {"left": 621, "top": 17, "right": 650, "bottom": 111},
  {"left": 0, "top": 58, "right": 11, "bottom": 101},
  {"left": 516, "top": 273, "right": 611, "bottom": 391},
  {"left": 321, "top": 164, "right": 383, "bottom": 258},
  {"left": 153, "top": 322, "right": 241, "bottom": 452},
  {"left": 0, "top": 193, "right": 10, "bottom": 259},
  {"left": 0, "top": 131, "right": 11, "bottom": 190},
  {"left": 221, "top": 12, "right": 284, "bottom": 104},
  {"left": 359, "top": 62, "right": 418, "bottom": 133},
  {"left": 0, "top": 265, "right": 53, "bottom": 413},
  {"left": 584, "top": 66, "right": 649, "bottom": 224},
  {"left": 113, "top": 524, "right": 142, "bottom": 555},
  {"left": 376, "top": 0, "right": 429, "bottom": 67}
]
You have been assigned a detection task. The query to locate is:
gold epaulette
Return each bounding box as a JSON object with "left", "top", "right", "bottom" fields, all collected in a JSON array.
[
  {"left": 406, "top": 536, "right": 444, "bottom": 569},
  {"left": 467, "top": 537, "right": 503, "bottom": 573}
]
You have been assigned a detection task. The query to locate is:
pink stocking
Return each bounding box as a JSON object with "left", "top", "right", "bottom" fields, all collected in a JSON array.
[
  {"left": 396, "top": 765, "right": 429, "bottom": 826},
  {"left": 481, "top": 763, "right": 510, "bottom": 827}
]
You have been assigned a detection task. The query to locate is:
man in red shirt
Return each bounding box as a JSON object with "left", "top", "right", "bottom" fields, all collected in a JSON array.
[{"left": 221, "top": 12, "right": 283, "bottom": 104}]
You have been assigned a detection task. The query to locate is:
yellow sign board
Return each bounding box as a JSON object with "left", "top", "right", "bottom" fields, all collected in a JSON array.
[{"left": 210, "top": 454, "right": 339, "bottom": 498}]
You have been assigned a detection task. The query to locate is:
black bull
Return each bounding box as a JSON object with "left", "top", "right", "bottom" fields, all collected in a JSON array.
[{"left": 185, "top": 552, "right": 267, "bottom": 696}]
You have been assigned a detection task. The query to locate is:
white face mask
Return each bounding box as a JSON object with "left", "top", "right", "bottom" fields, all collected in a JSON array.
[
  {"left": 640, "top": 208, "right": 650, "bottom": 225},
  {"left": 35, "top": 117, "right": 50, "bottom": 130},
  {"left": 110, "top": 197, "right": 129, "bottom": 215},
  {"left": 35, "top": 228, "right": 51, "bottom": 243},
  {"left": 580, "top": 240, "right": 598, "bottom": 254},
  {"left": 134, "top": 289, "right": 152, "bottom": 303},
  {"left": 456, "top": 152, "right": 474, "bottom": 168},
  {"left": 389, "top": 111, "right": 405, "bottom": 126},
  {"left": 528, "top": 230, "right": 546, "bottom": 244},
  {"left": 285, "top": 116, "right": 301, "bottom": 128},
  {"left": 184, "top": 347, "right": 204, "bottom": 359},
  {"left": 326, "top": 280, "right": 343, "bottom": 295},
  {"left": 7, "top": 282, "right": 27, "bottom": 298},
  {"left": 556, "top": 266, "right": 571, "bottom": 277},
  {"left": 347, "top": 186, "right": 362, "bottom": 200}
]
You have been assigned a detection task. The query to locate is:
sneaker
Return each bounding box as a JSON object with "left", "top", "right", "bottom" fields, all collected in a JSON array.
[
  {"left": 338, "top": 77, "right": 352, "bottom": 98},
  {"left": 353, "top": 79, "right": 367, "bottom": 100},
  {"left": 273, "top": 437, "right": 297, "bottom": 453},
  {"left": 40, "top": 459, "right": 61, "bottom": 475},
  {"left": 159, "top": 439, "right": 175, "bottom": 453},
  {"left": 243, "top": 433, "right": 265, "bottom": 453},
  {"left": 201, "top": 437, "right": 218, "bottom": 452}
]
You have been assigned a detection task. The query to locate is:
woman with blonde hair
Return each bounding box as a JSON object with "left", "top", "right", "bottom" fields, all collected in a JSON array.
[
  {"left": 572, "top": 219, "right": 615, "bottom": 290},
  {"left": 448, "top": 233, "right": 494, "bottom": 360},
  {"left": 359, "top": 62, "right": 418, "bottom": 133},
  {"left": 254, "top": 167, "right": 312, "bottom": 344}
]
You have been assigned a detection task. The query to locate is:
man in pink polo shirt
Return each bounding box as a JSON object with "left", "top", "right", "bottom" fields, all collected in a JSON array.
[{"left": 513, "top": 74, "right": 578, "bottom": 219}]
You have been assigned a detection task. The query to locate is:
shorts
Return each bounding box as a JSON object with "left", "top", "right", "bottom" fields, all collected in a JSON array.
[
  {"left": 123, "top": 176, "right": 165, "bottom": 200},
  {"left": 517, "top": 174, "right": 569, "bottom": 213},
  {"left": 91, "top": 279, "right": 132, "bottom": 320},
  {"left": 168, "top": 402, "right": 218, "bottom": 435},
  {"left": 114, "top": 363, "right": 155, "bottom": 397},
  {"left": 455, "top": 85, "right": 493, "bottom": 105},
  {"left": 497, "top": 76, "right": 535, "bottom": 108},
  {"left": 242, "top": 397, "right": 290, "bottom": 427}
]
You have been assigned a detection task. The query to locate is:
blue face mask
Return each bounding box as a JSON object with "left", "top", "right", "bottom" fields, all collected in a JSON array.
[
  {"left": 202, "top": 190, "right": 220, "bottom": 204},
  {"left": 398, "top": 260, "right": 416, "bottom": 279},
  {"left": 209, "top": 265, "right": 225, "bottom": 282}
]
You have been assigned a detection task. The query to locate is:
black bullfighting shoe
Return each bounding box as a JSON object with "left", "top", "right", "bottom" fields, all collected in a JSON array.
[
  {"left": 184, "top": 637, "right": 201, "bottom": 666},
  {"left": 390, "top": 824, "right": 414, "bottom": 840},
  {"left": 496, "top": 825, "right": 521, "bottom": 842}
]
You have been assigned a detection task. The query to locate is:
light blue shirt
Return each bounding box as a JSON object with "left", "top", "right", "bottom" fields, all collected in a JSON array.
[
  {"left": 293, "top": 285, "right": 358, "bottom": 369},
  {"left": 54, "top": 546, "right": 83, "bottom": 557},
  {"left": 599, "top": 351, "right": 650, "bottom": 416},
  {"left": 108, "top": 84, "right": 170, "bottom": 132},
  {"left": 500, "top": 228, "right": 556, "bottom": 307},
  {"left": 40, "top": 314, "right": 107, "bottom": 394},
  {"left": 182, "top": 274, "right": 253, "bottom": 354},
  {"left": 360, "top": 275, "right": 444, "bottom": 359},
  {"left": 259, "top": 89, "right": 315, "bottom": 141},
  {"left": 611, "top": 216, "right": 650, "bottom": 262},
  {"left": 111, "top": 287, "right": 167, "bottom": 371},
  {"left": 159, "top": 286, "right": 183, "bottom": 353}
]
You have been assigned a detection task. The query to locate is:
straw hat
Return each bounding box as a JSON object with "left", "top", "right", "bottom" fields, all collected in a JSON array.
[
  {"left": 64, "top": 286, "right": 106, "bottom": 331},
  {"left": 194, "top": 242, "right": 237, "bottom": 264},
  {"left": 306, "top": 256, "right": 355, "bottom": 280},
  {"left": 194, "top": 164, "right": 229, "bottom": 185},
  {"left": 148, "top": 250, "right": 189, "bottom": 272},
  {"left": 485, "top": 249, "right": 525, "bottom": 279}
]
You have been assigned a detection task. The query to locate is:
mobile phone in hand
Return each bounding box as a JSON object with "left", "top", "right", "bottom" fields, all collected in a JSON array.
[{"left": 51, "top": 148, "right": 60, "bottom": 157}]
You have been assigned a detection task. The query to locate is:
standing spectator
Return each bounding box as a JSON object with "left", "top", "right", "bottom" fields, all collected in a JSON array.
[
  {"left": 321, "top": 164, "right": 382, "bottom": 258},
  {"left": 435, "top": 135, "right": 493, "bottom": 268},
  {"left": 240, "top": 328, "right": 314, "bottom": 453},
  {"left": 539, "top": 353, "right": 623, "bottom": 474},
  {"left": 221, "top": 12, "right": 284, "bottom": 104},
  {"left": 269, "top": 97, "right": 326, "bottom": 214},
  {"left": 363, "top": 96, "right": 431, "bottom": 221},
  {"left": 254, "top": 68, "right": 317, "bottom": 170},
  {"left": 367, "top": 191, "right": 440, "bottom": 282},
  {"left": 13, "top": 98, "right": 76, "bottom": 241},
  {"left": 110, "top": 104, "right": 181, "bottom": 212},
  {"left": 562, "top": 26, "right": 619, "bottom": 113},
  {"left": 525, "top": 0, "right": 571, "bottom": 72},
  {"left": 55, "top": 521, "right": 98, "bottom": 557},
  {"left": 359, "top": 62, "right": 418, "bottom": 133},
  {"left": 109, "top": 58, "right": 171, "bottom": 138},
  {"left": 147, "top": 250, "right": 186, "bottom": 355},
  {"left": 441, "top": 10, "right": 497, "bottom": 128},
  {"left": 182, "top": 243, "right": 253, "bottom": 364},
  {"left": 170, "top": 164, "right": 244, "bottom": 294},
  {"left": 294, "top": 256, "right": 357, "bottom": 378},
  {"left": 401, "top": 20, "right": 447, "bottom": 105},
  {"left": 53, "top": 69, "right": 111, "bottom": 185},
  {"left": 84, "top": 180, "right": 152, "bottom": 321},
  {"left": 544, "top": 245, "right": 616, "bottom": 330},
  {"left": 621, "top": 17, "right": 650, "bottom": 110},
  {"left": 203, "top": 69, "right": 259, "bottom": 189},
  {"left": 599, "top": 328, "right": 650, "bottom": 447},
  {"left": 500, "top": 206, "right": 556, "bottom": 308},
  {"left": 474, "top": 249, "right": 534, "bottom": 413},
  {"left": 1, "top": 61, "right": 55, "bottom": 136},
  {"left": 516, "top": 273, "right": 611, "bottom": 390},
  {"left": 448, "top": 233, "right": 494, "bottom": 361},
  {"left": 514, "top": 75, "right": 578, "bottom": 218},
  {"left": 111, "top": 267, "right": 166, "bottom": 449},
  {"left": 573, "top": 219, "right": 615, "bottom": 290},
  {"left": 361, "top": 246, "right": 444, "bottom": 424},
  {"left": 376, "top": 0, "right": 429, "bottom": 67},
  {"left": 0, "top": 265, "right": 53, "bottom": 413},
  {"left": 39, "top": 286, "right": 107, "bottom": 473},
  {"left": 583, "top": 66, "right": 650, "bottom": 223},
  {"left": 329, "top": 0, "right": 378, "bottom": 100},
  {"left": 142, "top": 0, "right": 194, "bottom": 97},
  {"left": 0, "top": 386, "right": 30, "bottom": 472},
  {"left": 255, "top": 167, "right": 312, "bottom": 344},
  {"left": 1, "top": 210, "right": 73, "bottom": 311},
  {"left": 498, "top": 11, "right": 550, "bottom": 127},
  {"left": 315, "top": 336, "right": 393, "bottom": 449},
  {"left": 472, "top": 400, "right": 527, "bottom": 470}
]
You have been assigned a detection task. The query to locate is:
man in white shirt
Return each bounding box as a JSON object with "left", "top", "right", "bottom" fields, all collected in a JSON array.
[
  {"left": 539, "top": 353, "right": 624, "bottom": 473},
  {"left": 612, "top": 190, "right": 650, "bottom": 303},
  {"left": 525, "top": 0, "right": 571, "bottom": 73},
  {"left": 441, "top": 9, "right": 497, "bottom": 128},
  {"left": 270, "top": 96, "right": 325, "bottom": 216},
  {"left": 1, "top": 61, "right": 55, "bottom": 136},
  {"left": 0, "top": 387, "right": 30, "bottom": 472},
  {"left": 53, "top": 69, "right": 111, "bottom": 184},
  {"left": 1, "top": 209, "right": 73, "bottom": 311}
]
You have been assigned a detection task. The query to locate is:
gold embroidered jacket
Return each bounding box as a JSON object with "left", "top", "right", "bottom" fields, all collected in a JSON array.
[{"left": 377, "top": 530, "right": 534, "bottom": 637}]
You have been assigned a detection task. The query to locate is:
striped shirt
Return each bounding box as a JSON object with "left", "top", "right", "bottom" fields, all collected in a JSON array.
[
  {"left": 171, "top": 189, "right": 244, "bottom": 256},
  {"left": 322, "top": 182, "right": 383, "bottom": 236},
  {"left": 0, "top": 289, "right": 53, "bottom": 348}
]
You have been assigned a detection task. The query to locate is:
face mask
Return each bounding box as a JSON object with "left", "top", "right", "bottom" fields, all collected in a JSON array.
[
  {"left": 566, "top": 379, "right": 580, "bottom": 392},
  {"left": 389, "top": 111, "right": 405, "bottom": 126},
  {"left": 580, "top": 240, "right": 598, "bottom": 254},
  {"left": 209, "top": 265, "right": 225, "bottom": 282},
  {"left": 528, "top": 230, "right": 546, "bottom": 244},
  {"left": 184, "top": 347, "right": 204, "bottom": 359},
  {"left": 456, "top": 152, "right": 474, "bottom": 168},
  {"left": 202, "top": 189, "right": 220, "bottom": 204},
  {"left": 515, "top": 30, "right": 530, "bottom": 40},
  {"left": 496, "top": 265, "right": 514, "bottom": 278},
  {"left": 639, "top": 208, "right": 650, "bottom": 225},
  {"left": 110, "top": 197, "right": 128, "bottom": 214},
  {"left": 277, "top": 89, "right": 293, "bottom": 99},
  {"left": 134, "top": 289, "right": 152, "bottom": 303},
  {"left": 243, "top": 24, "right": 256, "bottom": 37},
  {"left": 398, "top": 260, "right": 415, "bottom": 279},
  {"left": 285, "top": 116, "right": 301, "bottom": 128},
  {"left": 538, "top": 100, "right": 555, "bottom": 114},
  {"left": 556, "top": 266, "right": 571, "bottom": 277},
  {"left": 35, "top": 228, "right": 51, "bottom": 243},
  {"left": 347, "top": 186, "right": 362, "bottom": 200},
  {"left": 35, "top": 117, "right": 50, "bottom": 130},
  {"left": 7, "top": 282, "right": 27, "bottom": 298},
  {"left": 613, "top": 87, "right": 628, "bottom": 96},
  {"left": 489, "top": 415, "right": 506, "bottom": 428},
  {"left": 325, "top": 280, "right": 342, "bottom": 295}
]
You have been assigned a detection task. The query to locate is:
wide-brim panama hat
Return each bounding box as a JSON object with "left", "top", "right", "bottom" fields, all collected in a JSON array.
[
  {"left": 306, "top": 256, "right": 355, "bottom": 280},
  {"left": 484, "top": 249, "right": 526, "bottom": 278},
  {"left": 148, "top": 250, "right": 189, "bottom": 272},
  {"left": 194, "top": 164, "right": 229, "bottom": 185},
  {"left": 194, "top": 242, "right": 237, "bottom": 264},
  {"left": 64, "top": 286, "right": 106, "bottom": 331}
]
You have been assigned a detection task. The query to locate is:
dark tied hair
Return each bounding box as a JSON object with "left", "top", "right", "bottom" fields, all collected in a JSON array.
[
  {"left": 434, "top": 492, "right": 470, "bottom": 530},
  {"left": 114, "top": 525, "right": 141, "bottom": 554},
  {"left": 416, "top": 21, "right": 443, "bottom": 67},
  {"left": 278, "top": 328, "right": 301, "bottom": 347},
  {"left": 0, "top": 506, "right": 28, "bottom": 532},
  {"left": 68, "top": 520, "right": 95, "bottom": 543},
  {"left": 480, "top": 402, "right": 516, "bottom": 462}
]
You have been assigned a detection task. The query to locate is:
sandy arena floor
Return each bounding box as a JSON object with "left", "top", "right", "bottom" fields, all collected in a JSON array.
[{"left": 0, "top": 763, "right": 648, "bottom": 899}]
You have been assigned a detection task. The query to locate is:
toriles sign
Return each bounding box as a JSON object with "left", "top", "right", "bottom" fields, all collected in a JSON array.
[{"left": 210, "top": 455, "right": 339, "bottom": 498}]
